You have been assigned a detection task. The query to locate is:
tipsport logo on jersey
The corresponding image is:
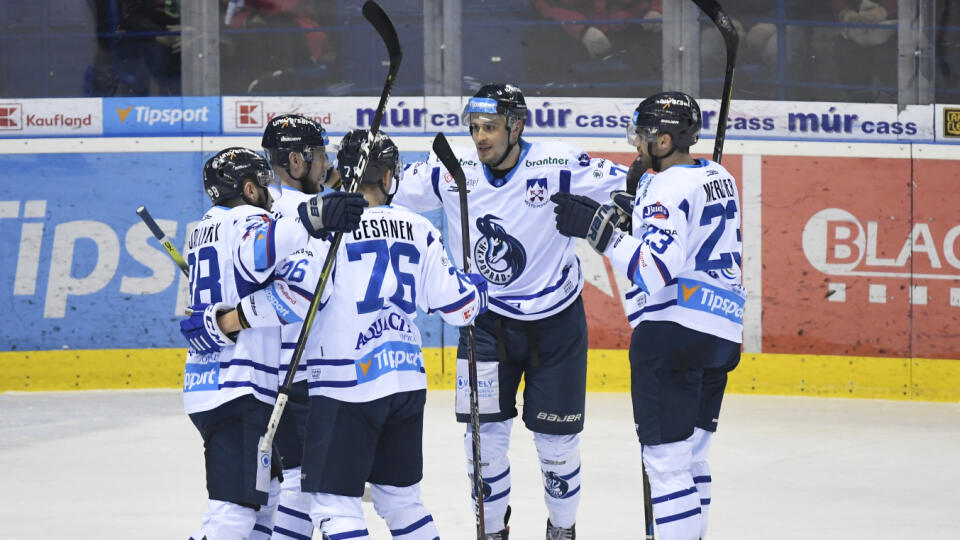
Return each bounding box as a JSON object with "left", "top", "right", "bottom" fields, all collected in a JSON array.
[
  {"left": 103, "top": 97, "right": 220, "bottom": 135},
  {"left": 473, "top": 214, "right": 527, "bottom": 285}
]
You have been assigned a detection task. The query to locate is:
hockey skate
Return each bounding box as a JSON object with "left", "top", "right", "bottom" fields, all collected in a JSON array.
[
  {"left": 546, "top": 518, "right": 576, "bottom": 539},
  {"left": 484, "top": 505, "right": 511, "bottom": 539}
]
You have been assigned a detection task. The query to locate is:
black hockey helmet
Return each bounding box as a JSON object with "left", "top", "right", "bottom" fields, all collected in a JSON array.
[
  {"left": 336, "top": 129, "right": 403, "bottom": 198},
  {"left": 202, "top": 147, "right": 277, "bottom": 205},
  {"left": 261, "top": 114, "right": 330, "bottom": 169},
  {"left": 628, "top": 91, "right": 702, "bottom": 149},
  {"left": 461, "top": 83, "right": 528, "bottom": 128}
]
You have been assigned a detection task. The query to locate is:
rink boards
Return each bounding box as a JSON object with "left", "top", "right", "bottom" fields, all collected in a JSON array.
[{"left": 1, "top": 136, "right": 958, "bottom": 400}]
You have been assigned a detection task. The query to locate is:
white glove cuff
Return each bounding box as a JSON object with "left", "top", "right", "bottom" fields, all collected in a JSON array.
[{"left": 203, "top": 302, "right": 237, "bottom": 348}]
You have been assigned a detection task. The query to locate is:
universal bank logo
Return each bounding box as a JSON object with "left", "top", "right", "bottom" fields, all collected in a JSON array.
[
  {"left": 802, "top": 208, "right": 960, "bottom": 305},
  {"left": 104, "top": 97, "right": 219, "bottom": 134}
]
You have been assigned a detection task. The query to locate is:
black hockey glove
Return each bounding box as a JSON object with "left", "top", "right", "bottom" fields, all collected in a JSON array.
[
  {"left": 610, "top": 190, "right": 635, "bottom": 232},
  {"left": 298, "top": 190, "right": 368, "bottom": 238},
  {"left": 551, "top": 192, "right": 598, "bottom": 239},
  {"left": 551, "top": 192, "right": 621, "bottom": 253}
]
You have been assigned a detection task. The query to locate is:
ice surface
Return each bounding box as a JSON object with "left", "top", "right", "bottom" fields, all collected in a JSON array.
[{"left": 1, "top": 390, "right": 957, "bottom": 539}]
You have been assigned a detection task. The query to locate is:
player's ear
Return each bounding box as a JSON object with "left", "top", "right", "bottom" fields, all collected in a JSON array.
[{"left": 242, "top": 179, "right": 259, "bottom": 200}]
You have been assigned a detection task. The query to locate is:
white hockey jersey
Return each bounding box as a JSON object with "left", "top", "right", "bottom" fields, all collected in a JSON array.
[
  {"left": 604, "top": 158, "right": 746, "bottom": 343},
  {"left": 269, "top": 184, "right": 319, "bottom": 384},
  {"left": 393, "top": 138, "right": 626, "bottom": 320},
  {"left": 182, "top": 204, "right": 311, "bottom": 414},
  {"left": 238, "top": 204, "right": 483, "bottom": 403}
]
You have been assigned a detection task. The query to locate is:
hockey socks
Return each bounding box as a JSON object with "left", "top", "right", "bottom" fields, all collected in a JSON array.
[
  {"left": 271, "top": 467, "right": 313, "bottom": 539},
  {"left": 534, "top": 432, "right": 581, "bottom": 530},
  {"left": 643, "top": 438, "right": 702, "bottom": 540},
  {"left": 370, "top": 483, "right": 439, "bottom": 539},
  {"left": 465, "top": 420, "right": 512, "bottom": 533}
]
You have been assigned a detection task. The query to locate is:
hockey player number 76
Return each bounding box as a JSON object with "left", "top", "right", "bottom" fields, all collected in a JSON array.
[{"left": 347, "top": 239, "right": 420, "bottom": 315}]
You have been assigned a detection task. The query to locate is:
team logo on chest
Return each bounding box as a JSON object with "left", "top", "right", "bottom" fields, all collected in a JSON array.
[
  {"left": 473, "top": 214, "right": 526, "bottom": 285},
  {"left": 524, "top": 178, "right": 549, "bottom": 208}
]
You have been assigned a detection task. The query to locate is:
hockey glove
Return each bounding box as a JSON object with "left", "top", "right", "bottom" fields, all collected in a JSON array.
[
  {"left": 464, "top": 272, "right": 489, "bottom": 316},
  {"left": 610, "top": 190, "right": 635, "bottom": 232},
  {"left": 180, "top": 303, "right": 236, "bottom": 354},
  {"left": 551, "top": 192, "right": 600, "bottom": 239},
  {"left": 298, "top": 190, "right": 368, "bottom": 238}
]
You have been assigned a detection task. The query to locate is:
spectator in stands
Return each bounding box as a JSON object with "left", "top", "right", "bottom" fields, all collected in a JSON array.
[
  {"left": 86, "top": 0, "right": 181, "bottom": 96},
  {"left": 832, "top": 0, "right": 897, "bottom": 102},
  {"left": 220, "top": 0, "right": 340, "bottom": 94},
  {"left": 524, "top": 0, "right": 662, "bottom": 97}
]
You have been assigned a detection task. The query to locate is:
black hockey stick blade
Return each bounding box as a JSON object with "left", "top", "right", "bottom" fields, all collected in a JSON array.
[
  {"left": 260, "top": 1, "right": 402, "bottom": 456},
  {"left": 361, "top": 1, "right": 402, "bottom": 143},
  {"left": 136, "top": 205, "right": 188, "bottom": 276},
  {"left": 691, "top": 0, "right": 738, "bottom": 163},
  {"left": 432, "top": 133, "right": 473, "bottom": 270},
  {"left": 431, "top": 132, "right": 486, "bottom": 539}
]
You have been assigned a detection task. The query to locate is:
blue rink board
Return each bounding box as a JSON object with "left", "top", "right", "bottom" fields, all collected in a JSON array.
[{"left": 0, "top": 150, "right": 454, "bottom": 351}]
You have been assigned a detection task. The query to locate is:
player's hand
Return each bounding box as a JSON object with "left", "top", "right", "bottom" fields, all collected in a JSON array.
[
  {"left": 180, "top": 303, "right": 236, "bottom": 354},
  {"left": 551, "top": 192, "right": 600, "bottom": 239},
  {"left": 610, "top": 190, "right": 634, "bottom": 232},
  {"left": 464, "top": 272, "right": 489, "bottom": 315},
  {"left": 298, "top": 191, "right": 368, "bottom": 237}
]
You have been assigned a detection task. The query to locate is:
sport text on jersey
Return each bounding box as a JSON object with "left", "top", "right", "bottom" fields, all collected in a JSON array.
[
  {"left": 188, "top": 223, "right": 221, "bottom": 250},
  {"left": 703, "top": 175, "right": 737, "bottom": 202}
]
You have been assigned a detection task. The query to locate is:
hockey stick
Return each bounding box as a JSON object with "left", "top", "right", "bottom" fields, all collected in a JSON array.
[
  {"left": 258, "top": 0, "right": 401, "bottom": 456},
  {"left": 136, "top": 205, "right": 188, "bottom": 277},
  {"left": 431, "top": 132, "right": 486, "bottom": 539},
  {"left": 643, "top": 463, "right": 655, "bottom": 539},
  {"left": 691, "top": 0, "right": 738, "bottom": 164}
]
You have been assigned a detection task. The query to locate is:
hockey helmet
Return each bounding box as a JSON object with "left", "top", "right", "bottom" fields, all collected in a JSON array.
[
  {"left": 336, "top": 129, "right": 403, "bottom": 195},
  {"left": 202, "top": 147, "right": 278, "bottom": 205},
  {"left": 261, "top": 114, "right": 331, "bottom": 169},
  {"left": 627, "top": 91, "right": 702, "bottom": 149},
  {"left": 461, "top": 83, "right": 528, "bottom": 128}
]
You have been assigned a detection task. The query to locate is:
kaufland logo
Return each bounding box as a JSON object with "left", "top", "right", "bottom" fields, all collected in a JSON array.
[
  {"left": 237, "top": 101, "right": 263, "bottom": 127},
  {"left": 0, "top": 104, "right": 22, "bottom": 130}
]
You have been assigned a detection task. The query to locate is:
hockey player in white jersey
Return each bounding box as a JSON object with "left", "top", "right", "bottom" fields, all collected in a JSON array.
[
  {"left": 552, "top": 92, "right": 744, "bottom": 540},
  {"left": 392, "top": 84, "right": 627, "bottom": 539},
  {"left": 178, "top": 147, "right": 367, "bottom": 540},
  {"left": 189, "top": 130, "right": 489, "bottom": 540},
  {"left": 260, "top": 113, "right": 337, "bottom": 539}
]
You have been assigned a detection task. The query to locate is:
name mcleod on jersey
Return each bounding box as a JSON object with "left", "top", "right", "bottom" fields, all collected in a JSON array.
[{"left": 352, "top": 218, "right": 415, "bottom": 242}]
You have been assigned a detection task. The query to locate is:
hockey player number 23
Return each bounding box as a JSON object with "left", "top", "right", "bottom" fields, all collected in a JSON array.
[
  {"left": 187, "top": 246, "right": 223, "bottom": 305},
  {"left": 347, "top": 239, "right": 420, "bottom": 315},
  {"left": 695, "top": 200, "right": 739, "bottom": 271}
]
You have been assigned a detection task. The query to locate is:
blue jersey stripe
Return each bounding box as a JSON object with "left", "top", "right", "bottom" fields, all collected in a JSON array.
[
  {"left": 485, "top": 466, "right": 510, "bottom": 483},
  {"left": 390, "top": 515, "right": 434, "bottom": 536},
  {"left": 220, "top": 380, "right": 278, "bottom": 398},
  {"left": 308, "top": 379, "right": 358, "bottom": 388},
  {"left": 496, "top": 264, "right": 573, "bottom": 302},
  {"left": 327, "top": 529, "right": 370, "bottom": 540},
  {"left": 485, "top": 487, "right": 511, "bottom": 503},
  {"left": 655, "top": 507, "right": 702, "bottom": 525},
  {"left": 221, "top": 358, "right": 279, "bottom": 374},
  {"left": 627, "top": 299, "right": 677, "bottom": 322},
  {"left": 650, "top": 486, "right": 698, "bottom": 504}
]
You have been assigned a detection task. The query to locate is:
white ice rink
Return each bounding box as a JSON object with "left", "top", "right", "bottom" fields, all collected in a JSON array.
[{"left": 1, "top": 389, "right": 957, "bottom": 539}]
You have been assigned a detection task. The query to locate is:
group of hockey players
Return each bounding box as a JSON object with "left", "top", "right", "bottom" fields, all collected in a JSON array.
[{"left": 175, "top": 83, "right": 744, "bottom": 540}]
